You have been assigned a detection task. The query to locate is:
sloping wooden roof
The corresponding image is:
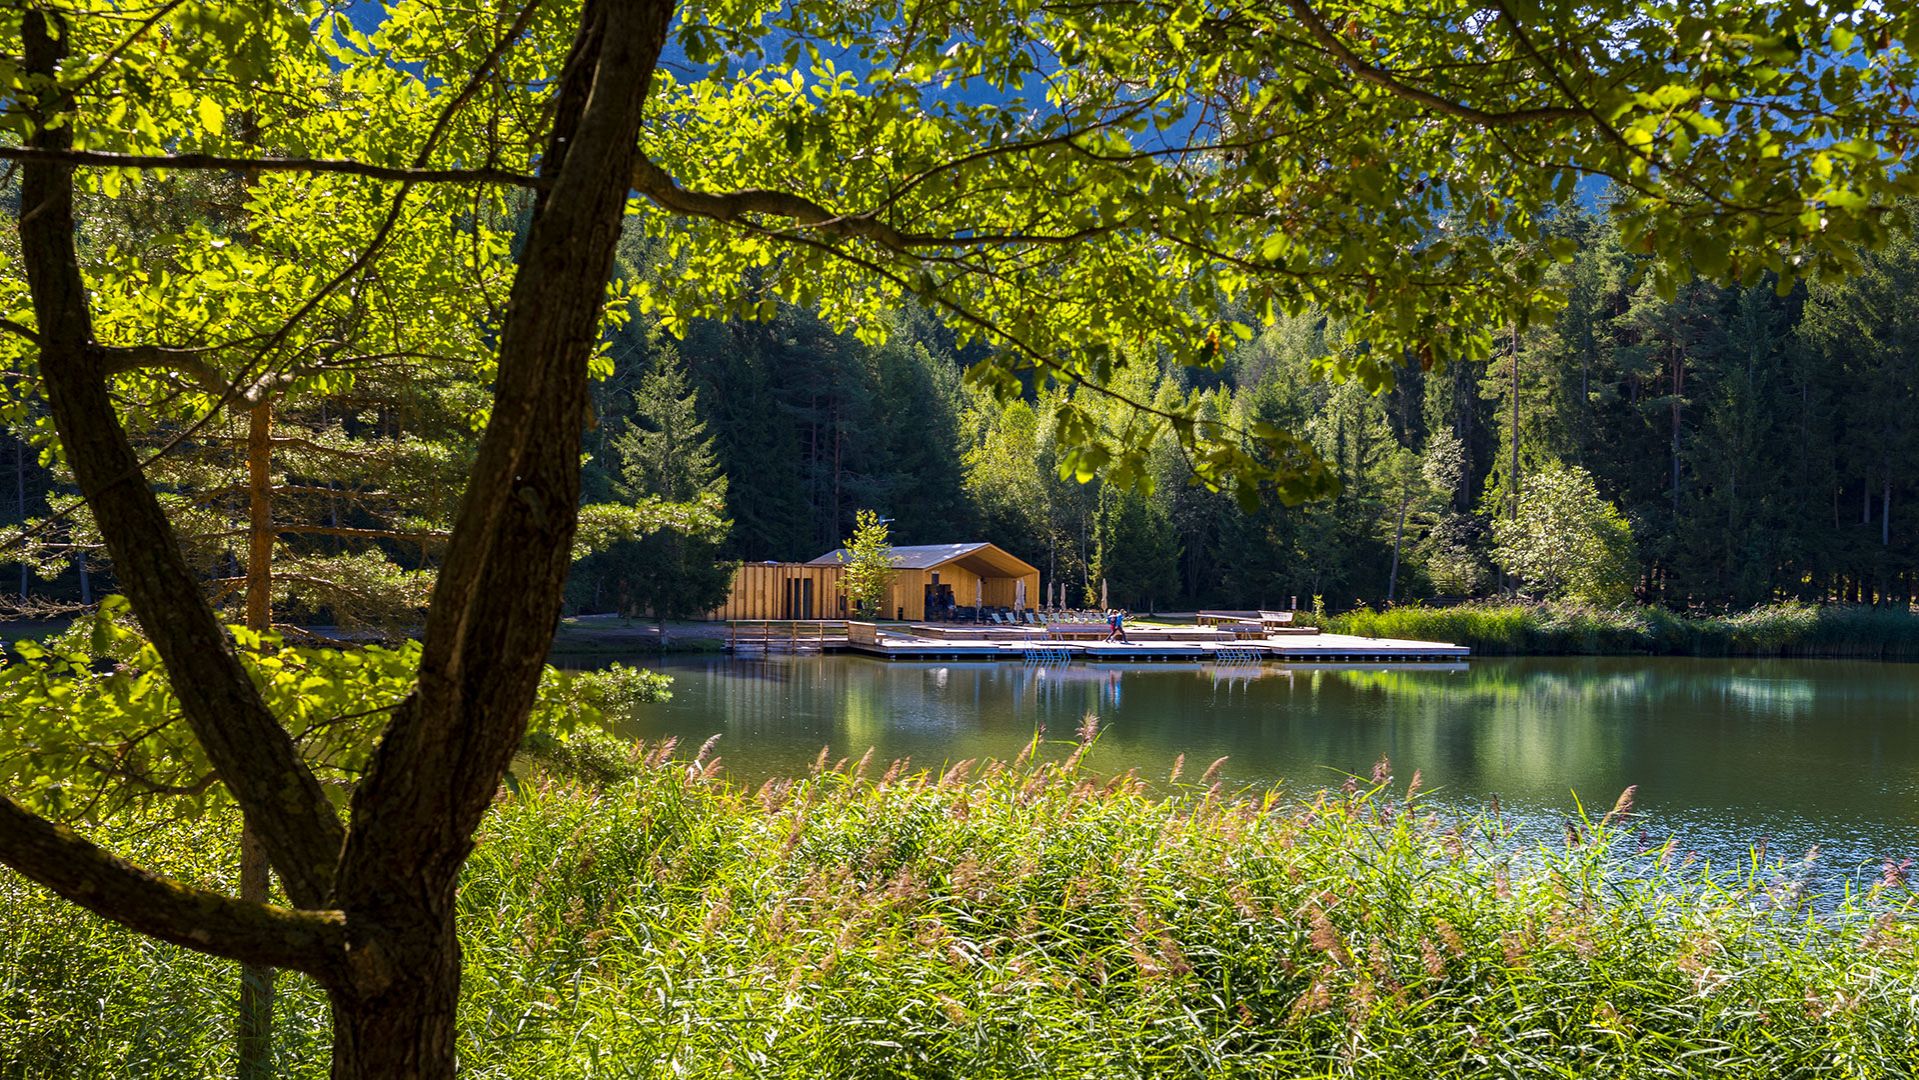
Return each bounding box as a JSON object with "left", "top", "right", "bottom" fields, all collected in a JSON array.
[{"left": 805, "top": 541, "right": 1038, "bottom": 577}]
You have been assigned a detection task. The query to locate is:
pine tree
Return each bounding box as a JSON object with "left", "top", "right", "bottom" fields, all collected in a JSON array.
[
  {"left": 1801, "top": 215, "right": 1919, "bottom": 604},
  {"left": 586, "top": 347, "right": 732, "bottom": 621},
  {"left": 1090, "top": 483, "right": 1180, "bottom": 612}
]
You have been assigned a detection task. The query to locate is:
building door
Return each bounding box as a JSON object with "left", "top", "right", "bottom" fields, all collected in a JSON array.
[
  {"left": 782, "top": 577, "right": 815, "bottom": 620},
  {"left": 780, "top": 578, "right": 815, "bottom": 620}
]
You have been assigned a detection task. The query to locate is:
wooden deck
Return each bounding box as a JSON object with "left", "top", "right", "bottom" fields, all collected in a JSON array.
[
  {"left": 726, "top": 620, "right": 848, "bottom": 653},
  {"left": 832, "top": 630, "right": 1465, "bottom": 663},
  {"left": 723, "top": 620, "right": 1467, "bottom": 663}
]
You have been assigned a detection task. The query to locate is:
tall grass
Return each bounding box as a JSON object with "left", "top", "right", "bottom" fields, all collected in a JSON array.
[
  {"left": 5, "top": 742, "right": 1917, "bottom": 1077},
  {"left": 1323, "top": 601, "right": 1919, "bottom": 659}
]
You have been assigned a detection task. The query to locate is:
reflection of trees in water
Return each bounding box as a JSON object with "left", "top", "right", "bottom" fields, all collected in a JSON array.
[
  {"left": 1332, "top": 665, "right": 1654, "bottom": 705},
  {"left": 631, "top": 657, "right": 1919, "bottom": 856},
  {"left": 1334, "top": 660, "right": 1899, "bottom": 720},
  {"left": 1317, "top": 661, "right": 1919, "bottom": 825}
]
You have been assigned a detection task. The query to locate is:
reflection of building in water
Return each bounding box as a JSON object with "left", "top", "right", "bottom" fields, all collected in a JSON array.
[
  {"left": 1009, "top": 660, "right": 1304, "bottom": 708},
  {"left": 1206, "top": 662, "right": 1293, "bottom": 698},
  {"left": 1719, "top": 676, "right": 1817, "bottom": 719},
  {"left": 1019, "top": 663, "right": 1129, "bottom": 716}
]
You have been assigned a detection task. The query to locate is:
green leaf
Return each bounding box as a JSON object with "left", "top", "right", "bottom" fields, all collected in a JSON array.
[{"left": 195, "top": 96, "right": 225, "bottom": 135}]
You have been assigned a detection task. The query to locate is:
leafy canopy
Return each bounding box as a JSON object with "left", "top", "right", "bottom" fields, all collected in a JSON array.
[
  {"left": 0, "top": 597, "right": 667, "bottom": 827},
  {"left": 4, "top": 1, "right": 1916, "bottom": 508},
  {"left": 640, "top": 0, "right": 1919, "bottom": 504},
  {"left": 1493, "top": 465, "right": 1637, "bottom": 604}
]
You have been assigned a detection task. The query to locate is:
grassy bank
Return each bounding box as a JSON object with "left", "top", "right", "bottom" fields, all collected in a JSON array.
[
  {"left": 5, "top": 742, "right": 1917, "bottom": 1078},
  {"left": 1319, "top": 601, "right": 1919, "bottom": 659}
]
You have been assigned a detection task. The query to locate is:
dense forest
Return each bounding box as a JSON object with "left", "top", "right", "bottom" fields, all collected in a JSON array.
[
  {"left": 575, "top": 200, "right": 1919, "bottom": 614},
  {"left": 10, "top": 199, "right": 1919, "bottom": 618}
]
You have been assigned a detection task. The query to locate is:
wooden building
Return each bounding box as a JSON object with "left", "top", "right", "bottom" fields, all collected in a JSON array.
[
  {"left": 710, "top": 542, "right": 1041, "bottom": 621},
  {"left": 710, "top": 561, "right": 846, "bottom": 621},
  {"left": 808, "top": 542, "right": 1041, "bottom": 621}
]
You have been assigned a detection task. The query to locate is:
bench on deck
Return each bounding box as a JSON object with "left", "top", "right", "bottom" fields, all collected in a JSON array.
[
  {"left": 1125, "top": 627, "right": 1234, "bottom": 643},
  {"left": 1254, "top": 611, "right": 1321, "bottom": 635},
  {"left": 1047, "top": 622, "right": 1113, "bottom": 641},
  {"left": 1198, "top": 609, "right": 1313, "bottom": 636},
  {"left": 908, "top": 624, "right": 1046, "bottom": 642}
]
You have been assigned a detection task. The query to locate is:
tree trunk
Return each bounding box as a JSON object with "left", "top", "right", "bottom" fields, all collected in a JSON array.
[
  {"left": 1509, "top": 324, "right": 1520, "bottom": 524},
  {"left": 6, "top": 6, "right": 672, "bottom": 1080},
  {"left": 1387, "top": 491, "right": 1409, "bottom": 604},
  {"left": 1453, "top": 356, "right": 1475, "bottom": 510},
  {"left": 327, "top": 900, "right": 460, "bottom": 1080},
  {"left": 236, "top": 821, "right": 276, "bottom": 1080},
  {"left": 326, "top": 5, "right": 668, "bottom": 1077},
  {"left": 21, "top": 7, "right": 345, "bottom": 905},
  {"left": 239, "top": 400, "right": 276, "bottom": 1080},
  {"left": 1669, "top": 345, "right": 1682, "bottom": 518},
  {"left": 1503, "top": 324, "right": 1519, "bottom": 597},
  {"left": 244, "top": 403, "right": 275, "bottom": 629},
  {"left": 16, "top": 432, "right": 27, "bottom": 600}
]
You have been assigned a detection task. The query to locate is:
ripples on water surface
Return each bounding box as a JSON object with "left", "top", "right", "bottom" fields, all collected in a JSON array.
[{"left": 620, "top": 655, "right": 1919, "bottom": 881}]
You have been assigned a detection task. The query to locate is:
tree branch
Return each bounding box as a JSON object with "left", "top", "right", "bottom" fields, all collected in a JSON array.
[
  {"left": 199, "top": 434, "right": 383, "bottom": 460},
  {"left": 61, "top": 0, "right": 192, "bottom": 98},
  {"left": 275, "top": 524, "right": 450, "bottom": 542},
  {"left": 1282, "top": 0, "right": 1583, "bottom": 128},
  {"left": 18, "top": 10, "right": 346, "bottom": 908},
  {"left": 0, "top": 795, "right": 347, "bottom": 981},
  {"left": 101, "top": 344, "right": 296, "bottom": 406},
  {"left": 139, "top": 0, "right": 555, "bottom": 427},
  {"left": 632, "top": 157, "right": 915, "bottom": 251},
  {"left": 0, "top": 146, "right": 543, "bottom": 188},
  {"left": 632, "top": 156, "right": 1131, "bottom": 252},
  {"left": 338, "top": 0, "right": 671, "bottom": 907}
]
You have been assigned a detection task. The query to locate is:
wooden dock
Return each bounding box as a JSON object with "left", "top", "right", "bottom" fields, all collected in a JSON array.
[
  {"left": 723, "top": 621, "right": 1467, "bottom": 664},
  {"left": 726, "top": 620, "right": 848, "bottom": 654}
]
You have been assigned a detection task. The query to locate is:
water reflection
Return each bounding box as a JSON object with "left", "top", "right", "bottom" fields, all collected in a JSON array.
[{"left": 619, "top": 655, "right": 1919, "bottom": 874}]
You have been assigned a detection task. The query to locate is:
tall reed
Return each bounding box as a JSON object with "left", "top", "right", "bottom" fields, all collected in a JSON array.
[
  {"left": 1322, "top": 601, "right": 1919, "bottom": 659},
  {"left": 4, "top": 745, "right": 1915, "bottom": 1077}
]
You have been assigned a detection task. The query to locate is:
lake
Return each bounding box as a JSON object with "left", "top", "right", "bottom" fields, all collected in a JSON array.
[{"left": 621, "top": 654, "right": 1919, "bottom": 879}]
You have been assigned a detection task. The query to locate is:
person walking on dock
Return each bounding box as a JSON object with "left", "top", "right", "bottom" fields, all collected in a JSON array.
[{"left": 1106, "top": 608, "right": 1128, "bottom": 643}]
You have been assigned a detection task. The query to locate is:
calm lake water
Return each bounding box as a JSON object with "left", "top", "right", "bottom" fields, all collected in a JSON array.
[{"left": 620, "top": 655, "right": 1919, "bottom": 877}]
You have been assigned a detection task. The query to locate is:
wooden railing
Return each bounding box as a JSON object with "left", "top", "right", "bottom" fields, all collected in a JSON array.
[{"left": 726, "top": 620, "right": 848, "bottom": 653}]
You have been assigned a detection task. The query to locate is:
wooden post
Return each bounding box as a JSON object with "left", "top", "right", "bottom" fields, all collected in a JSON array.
[
  {"left": 238, "top": 398, "right": 275, "bottom": 1080},
  {"left": 1509, "top": 323, "right": 1520, "bottom": 525},
  {"left": 15, "top": 432, "right": 25, "bottom": 600}
]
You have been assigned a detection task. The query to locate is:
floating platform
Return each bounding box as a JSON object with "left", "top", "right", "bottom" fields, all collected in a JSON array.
[
  {"left": 840, "top": 631, "right": 1468, "bottom": 664},
  {"left": 719, "top": 620, "right": 1468, "bottom": 664}
]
